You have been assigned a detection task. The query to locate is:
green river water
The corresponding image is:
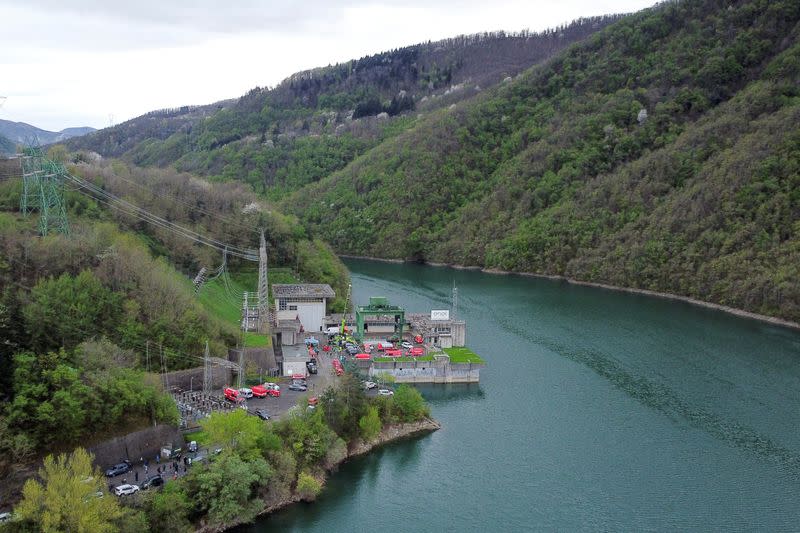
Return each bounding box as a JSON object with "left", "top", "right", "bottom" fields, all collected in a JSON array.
[{"left": 242, "top": 258, "right": 800, "bottom": 531}]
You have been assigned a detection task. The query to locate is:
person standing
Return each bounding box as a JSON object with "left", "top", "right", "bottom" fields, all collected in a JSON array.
[{"left": 135, "top": 471, "right": 139, "bottom": 483}]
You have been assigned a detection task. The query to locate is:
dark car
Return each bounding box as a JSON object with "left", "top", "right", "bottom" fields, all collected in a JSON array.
[
  {"left": 306, "top": 362, "right": 318, "bottom": 374},
  {"left": 104, "top": 461, "right": 131, "bottom": 477},
  {"left": 288, "top": 383, "right": 307, "bottom": 391},
  {"left": 142, "top": 475, "right": 164, "bottom": 490},
  {"left": 255, "top": 409, "right": 271, "bottom": 421}
]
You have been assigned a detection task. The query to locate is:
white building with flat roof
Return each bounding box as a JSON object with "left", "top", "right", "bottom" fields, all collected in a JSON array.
[{"left": 273, "top": 284, "right": 335, "bottom": 334}]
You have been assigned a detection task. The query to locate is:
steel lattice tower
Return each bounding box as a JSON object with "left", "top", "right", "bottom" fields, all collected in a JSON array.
[
  {"left": 20, "top": 147, "right": 69, "bottom": 235},
  {"left": 257, "top": 230, "right": 269, "bottom": 333}
]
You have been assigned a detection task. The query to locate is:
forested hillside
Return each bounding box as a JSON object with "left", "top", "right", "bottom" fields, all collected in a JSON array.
[
  {"left": 284, "top": 0, "right": 800, "bottom": 322},
  {"left": 0, "top": 156, "right": 349, "bottom": 479},
  {"left": 65, "top": 16, "right": 621, "bottom": 200}
]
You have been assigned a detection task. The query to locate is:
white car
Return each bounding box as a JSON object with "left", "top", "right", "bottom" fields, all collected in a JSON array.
[
  {"left": 114, "top": 484, "right": 140, "bottom": 496},
  {"left": 0, "top": 512, "right": 12, "bottom": 522},
  {"left": 378, "top": 389, "right": 394, "bottom": 396},
  {"left": 238, "top": 387, "right": 253, "bottom": 398},
  {"left": 401, "top": 341, "right": 413, "bottom": 349},
  {"left": 363, "top": 381, "right": 377, "bottom": 390}
]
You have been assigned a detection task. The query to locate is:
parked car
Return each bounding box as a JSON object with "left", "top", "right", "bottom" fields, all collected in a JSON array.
[
  {"left": 385, "top": 348, "right": 403, "bottom": 357},
  {"left": 288, "top": 383, "right": 307, "bottom": 391},
  {"left": 114, "top": 484, "right": 140, "bottom": 496},
  {"left": 0, "top": 512, "right": 13, "bottom": 522},
  {"left": 254, "top": 409, "right": 271, "bottom": 421},
  {"left": 142, "top": 475, "right": 164, "bottom": 490},
  {"left": 306, "top": 361, "right": 318, "bottom": 374},
  {"left": 104, "top": 461, "right": 131, "bottom": 477},
  {"left": 401, "top": 341, "right": 413, "bottom": 349},
  {"left": 257, "top": 382, "right": 281, "bottom": 396},
  {"left": 238, "top": 387, "right": 253, "bottom": 399},
  {"left": 378, "top": 389, "right": 394, "bottom": 396},
  {"left": 414, "top": 335, "right": 424, "bottom": 344},
  {"left": 410, "top": 347, "right": 425, "bottom": 356},
  {"left": 188, "top": 441, "right": 198, "bottom": 453},
  {"left": 363, "top": 381, "right": 377, "bottom": 390}
]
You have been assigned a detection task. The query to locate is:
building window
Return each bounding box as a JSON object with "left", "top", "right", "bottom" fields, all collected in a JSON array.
[
  {"left": 279, "top": 299, "right": 287, "bottom": 311},
  {"left": 289, "top": 305, "right": 297, "bottom": 311}
]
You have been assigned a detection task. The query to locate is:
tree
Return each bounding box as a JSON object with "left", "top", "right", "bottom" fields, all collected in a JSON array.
[
  {"left": 319, "top": 374, "right": 368, "bottom": 439},
  {"left": 144, "top": 484, "right": 193, "bottom": 533},
  {"left": 188, "top": 452, "right": 272, "bottom": 526},
  {"left": 359, "top": 406, "right": 382, "bottom": 441},
  {"left": 296, "top": 471, "right": 323, "bottom": 501},
  {"left": 13, "top": 448, "right": 124, "bottom": 532},
  {"left": 23, "top": 270, "right": 121, "bottom": 352},
  {"left": 200, "top": 410, "right": 266, "bottom": 460},
  {"left": 392, "top": 385, "right": 429, "bottom": 422}
]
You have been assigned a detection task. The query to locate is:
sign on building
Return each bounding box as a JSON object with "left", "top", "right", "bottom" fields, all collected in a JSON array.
[{"left": 431, "top": 310, "right": 450, "bottom": 321}]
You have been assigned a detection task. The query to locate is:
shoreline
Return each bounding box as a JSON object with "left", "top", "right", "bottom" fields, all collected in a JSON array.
[
  {"left": 341, "top": 255, "right": 800, "bottom": 331},
  {"left": 204, "top": 417, "right": 441, "bottom": 532}
]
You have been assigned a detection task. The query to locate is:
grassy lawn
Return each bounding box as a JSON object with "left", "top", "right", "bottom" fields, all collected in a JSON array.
[
  {"left": 196, "top": 268, "right": 300, "bottom": 348},
  {"left": 443, "top": 347, "right": 485, "bottom": 364}
]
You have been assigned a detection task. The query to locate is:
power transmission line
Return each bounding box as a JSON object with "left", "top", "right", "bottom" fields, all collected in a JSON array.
[
  {"left": 64, "top": 173, "right": 258, "bottom": 260},
  {"left": 104, "top": 171, "right": 258, "bottom": 233}
]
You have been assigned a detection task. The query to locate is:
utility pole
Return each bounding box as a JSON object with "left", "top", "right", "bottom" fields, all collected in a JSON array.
[
  {"left": 237, "top": 347, "right": 244, "bottom": 389},
  {"left": 452, "top": 281, "right": 459, "bottom": 321},
  {"left": 203, "top": 340, "right": 211, "bottom": 395}
]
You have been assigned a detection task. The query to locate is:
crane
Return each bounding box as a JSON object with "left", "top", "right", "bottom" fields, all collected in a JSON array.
[{"left": 341, "top": 283, "right": 352, "bottom": 335}]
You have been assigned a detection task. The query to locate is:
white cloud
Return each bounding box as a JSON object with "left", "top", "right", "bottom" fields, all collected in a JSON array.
[{"left": 0, "top": 0, "right": 656, "bottom": 131}]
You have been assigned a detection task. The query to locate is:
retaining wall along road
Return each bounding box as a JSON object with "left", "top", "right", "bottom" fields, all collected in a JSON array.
[{"left": 88, "top": 424, "right": 185, "bottom": 469}]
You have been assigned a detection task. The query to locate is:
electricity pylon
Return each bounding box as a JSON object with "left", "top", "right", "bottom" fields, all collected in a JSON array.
[
  {"left": 20, "top": 146, "right": 69, "bottom": 235},
  {"left": 257, "top": 230, "right": 269, "bottom": 332}
]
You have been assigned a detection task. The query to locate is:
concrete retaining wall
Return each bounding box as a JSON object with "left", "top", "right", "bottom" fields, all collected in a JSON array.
[
  {"left": 87, "top": 424, "right": 184, "bottom": 469},
  {"left": 163, "top": 365, "right": 231, "bottom": 392},
  {"left": 368, "top": 357, "right": 482, "bottom": 383}
]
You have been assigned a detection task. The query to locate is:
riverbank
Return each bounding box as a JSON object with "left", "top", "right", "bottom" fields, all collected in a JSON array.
[
  {"left": 201, "top": 417, "right": 441, "bottom": 533},
  {"left": 342, "top": 255, "right": 800, "bottom": 331}
]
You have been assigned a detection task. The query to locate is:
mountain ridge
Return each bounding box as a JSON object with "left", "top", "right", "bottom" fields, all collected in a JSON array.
[{"left": 0, "top": 119, "right": 95, "bottom": 146}]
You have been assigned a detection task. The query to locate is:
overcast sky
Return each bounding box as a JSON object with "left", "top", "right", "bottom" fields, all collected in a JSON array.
[{"left": 1, "top": 0, "right": 656, "bottom": 132}]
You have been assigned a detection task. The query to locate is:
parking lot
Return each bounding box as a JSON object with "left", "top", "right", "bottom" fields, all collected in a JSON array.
[{"left": 239, "top": 344, "right": 336, "bottom": 420}]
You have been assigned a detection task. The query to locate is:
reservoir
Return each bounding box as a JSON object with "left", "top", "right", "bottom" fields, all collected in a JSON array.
[{"left": 243, "top": 258, "right": 800, "bottom": 531}]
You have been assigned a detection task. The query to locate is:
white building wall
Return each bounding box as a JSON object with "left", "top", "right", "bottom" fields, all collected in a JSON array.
[{"left": 275, "top": 299, "right": 326, "bottom": 332}]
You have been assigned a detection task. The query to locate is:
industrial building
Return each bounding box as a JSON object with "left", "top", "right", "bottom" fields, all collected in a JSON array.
[
  {"left": 323, "top": 298, "right": 466, "bottom": 349},
  {"left": 273, "top": 284, "right": 335, "bottom": 343}
]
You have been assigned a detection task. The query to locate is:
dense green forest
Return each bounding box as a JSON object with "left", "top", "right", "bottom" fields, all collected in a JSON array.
[{"left": 283, "top": 0, "right": 800, "bottom": 322}]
